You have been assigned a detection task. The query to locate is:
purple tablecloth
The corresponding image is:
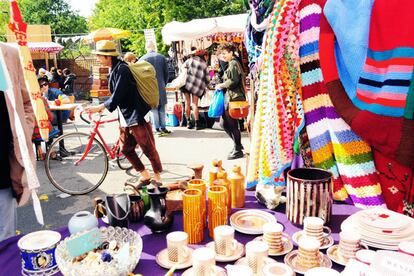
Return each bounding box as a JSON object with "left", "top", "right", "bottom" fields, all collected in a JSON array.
[{"left": 0, "top": 192, "right": 359, "bottom": 275}]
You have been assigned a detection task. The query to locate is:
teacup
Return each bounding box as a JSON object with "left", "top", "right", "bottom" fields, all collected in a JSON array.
[
  {"left": 166, "top": 231, "right": 190, "bottom": 264},
  {"left": 305, "top": 267, "right": 340, "bottom": 276},
  {"left": 226, "top": 265, "right": 253, "bottom": 276},
  {"left": 297, "top": 237, "right": 321, "bottom": 268},
  {"left": 263, "top": 222, "right": 290, "bottom": 253},
  {"left": 338, "top": 231, "right": 368, "bottom": 259},
  {"left": 355, "top": 249, "right": 376, "bottom": 265},
  {"left": 246, "top": 240, "right": 269, "bottom": 274},
  {"left": 398, "top": 241, "right": 414, "bottom": 256},
  {"left": 262, "top": 263, "right": 294, "bottom": 276},
  {"left": 214, "top": 225, "right": 238, "bottom": 257},
  {"left": 192, "top": 247, "right": 217, "bottom": 276},
  {"left": 303, "top": 217, "right": 331, "bottom": 246}
]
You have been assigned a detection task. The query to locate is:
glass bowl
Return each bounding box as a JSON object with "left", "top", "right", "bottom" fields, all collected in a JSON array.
[{"left": 55, "top": 226, "right": 143, "bottom": 276}]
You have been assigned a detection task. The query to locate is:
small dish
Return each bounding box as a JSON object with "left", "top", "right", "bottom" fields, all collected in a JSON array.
[
  {"left": 292, "top": 231, "right": 334, "bottom": 250},
  {"left": 284, "top": 250, "right": 332, "bottom": 274},
  {"left": 326, "top": 245, "right": 348, "bottom": 266},
  {"left": 206, "top": 241, "right": 245, "bottom": 262},
  {"left": 230, "top": 210, "right": 277, "bottom": 235},
  {"left": 254, "top": 236, "right": 293, "bottom": 256},
  {"left": 235, "top": 256, "right": 277, "bottom": 275},
  {"left": 155, "top": 247, "right": 193, "bottom": 270},
  {"left": 182, "top": 265, "right": 227, "bottom": 276}
]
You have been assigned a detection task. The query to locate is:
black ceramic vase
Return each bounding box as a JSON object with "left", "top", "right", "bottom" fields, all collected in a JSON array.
[{"left": 144, "top": 186, "right": 174, "bottom": 233}]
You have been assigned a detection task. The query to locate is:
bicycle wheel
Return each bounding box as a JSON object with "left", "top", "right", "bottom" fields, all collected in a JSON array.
[
  {"left": 45, "top": 132, "right": 109, "bottom": 195},
  {"left": 116, "top": 147, "right": 143, "bottom": 170}
]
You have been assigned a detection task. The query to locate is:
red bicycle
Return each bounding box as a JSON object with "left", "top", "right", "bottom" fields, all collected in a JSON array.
[{"left": 44, "top": 111, "right": 142, "bottom": 195}]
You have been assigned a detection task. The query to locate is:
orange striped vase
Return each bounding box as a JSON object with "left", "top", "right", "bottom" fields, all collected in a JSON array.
[
  {"left": 182, "top": 189, "right": 204, "bottom": 244},
  {"left": 188, "top": 179, "right": 207, "bottom": 228},
  {"left": 208, "top": 186, "right": 228, "bottom": 238}
]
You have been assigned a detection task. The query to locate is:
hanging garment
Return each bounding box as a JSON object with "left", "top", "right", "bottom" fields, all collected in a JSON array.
[
  {"left": 299, "top": 0, "right": 385, "bottom": 208},
  {"left": 247, "top": 0, "right": 304, "bottom": 188},
  {"left": 321, "top": 0, "right": 414, "bottom": 169}
]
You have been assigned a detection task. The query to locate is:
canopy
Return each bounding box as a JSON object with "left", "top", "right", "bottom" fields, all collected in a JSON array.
[
  {"left": 25, "top": 42, "right": 64, "bottom": 54},
  {"left": 162, "top": 13, "right": 248, "bottom": 44},
  {"left": 84, "top": 27, "right": 131, "bottom": 43}
]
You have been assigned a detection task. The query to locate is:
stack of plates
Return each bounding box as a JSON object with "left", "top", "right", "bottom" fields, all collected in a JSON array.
[{"left": 341, "top": 208, "right": 414, "bottom": 250}]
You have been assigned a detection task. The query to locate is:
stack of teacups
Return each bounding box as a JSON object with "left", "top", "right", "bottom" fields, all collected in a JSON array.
[
  {"left": 245, "top": 240, "right": 269, "bottom": 274},
  {"left": 297, "top": 237, "right": 321, "bottom": 269},
  {"left": 303, "top": 217, "right": 331, "bottom": 246},
  {"left": 192, "top": 247, "right": 217, "bottom": 276},
  {"left": 262, "top": 222, "right": 289, "bottom": 254},
  {"left": 166, "top": 231, "right": 191, "bottom": 264},
  {"left": 214, "top": 225, "right": 238, "bottom": 256},
  {"left": 338, "top": 231, "right": 368, "bottom": 260}
]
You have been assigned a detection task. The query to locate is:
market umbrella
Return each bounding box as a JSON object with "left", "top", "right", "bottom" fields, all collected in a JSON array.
[
  {"left": 84, "top": 27, "right": 131, "bottom": 43},
  {"left": 8, "top": 0, "right": 44, "bottom": 225}
]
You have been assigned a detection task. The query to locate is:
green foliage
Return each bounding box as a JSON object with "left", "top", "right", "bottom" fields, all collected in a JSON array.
[
  {"left": 0, "top": 0, "right": 9, "bottom": 42},
  {"left": 90, "top": 0, "right": 246, "bottom": 56}
]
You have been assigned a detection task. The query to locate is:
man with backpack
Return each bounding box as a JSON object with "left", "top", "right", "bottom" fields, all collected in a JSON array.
[
  {"left": 140, "top": 41, "right": 171, "bottom": 136},
  {"left": 85, "top": 40, "right": 163, "bottom": 186}
]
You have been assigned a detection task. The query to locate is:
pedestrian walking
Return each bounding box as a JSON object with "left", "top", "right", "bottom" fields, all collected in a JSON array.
[
  {"left": 140, "top": 41, "right": 171, "bottom": 136},
  {"left": 85, "top": 40, "right": 163, "bottom": 186}
]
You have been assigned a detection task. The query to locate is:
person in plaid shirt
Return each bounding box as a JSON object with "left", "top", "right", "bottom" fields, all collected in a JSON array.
[{"left": 181, "top": 50, "right": 210, "bottom": 130}]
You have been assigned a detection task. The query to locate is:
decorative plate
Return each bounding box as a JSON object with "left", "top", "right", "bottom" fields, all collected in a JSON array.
[
  {"left": 326, "top": 245, "right": 348, "bottom": 266},
  {"left": 155, "top": 247, "right": 193, "bottom": 270},
  {"left": 230, "top": 210, "right": 277, "bottom": 235}
]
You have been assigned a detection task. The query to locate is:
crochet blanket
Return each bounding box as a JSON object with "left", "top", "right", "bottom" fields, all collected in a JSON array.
[
  {"left": 321, "top": 0, "right": 414, "bottom": 168},
  {"left": 299, "top": 0, "right": 385, "bottom": 208},
  {"left": 247, "top": 0, "right": 304, "bottom": 188}
]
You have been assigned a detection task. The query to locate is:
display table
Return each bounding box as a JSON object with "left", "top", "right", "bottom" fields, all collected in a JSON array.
[{"left": 0, "top": 191, "right": 360, "bottom": 275}]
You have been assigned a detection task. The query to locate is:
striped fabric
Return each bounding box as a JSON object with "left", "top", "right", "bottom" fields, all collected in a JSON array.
[{"left": 299, "top": 0, "right": 385, "bottom": 208}]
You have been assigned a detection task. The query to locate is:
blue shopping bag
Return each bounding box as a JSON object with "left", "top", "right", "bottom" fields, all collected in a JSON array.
[{"left": 208, "top": 89, "right": 225, "bottom": 118}]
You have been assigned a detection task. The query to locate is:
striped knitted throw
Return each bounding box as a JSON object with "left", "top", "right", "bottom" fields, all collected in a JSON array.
[
  {"left": 247, "top": 0, "right": 304, "bottom": 188},
  {"left": 322, "top": 0, "right": 414, "bottom": 168},
  {"left": 299, "top": 0, "right": 385, "bottom": 208}
]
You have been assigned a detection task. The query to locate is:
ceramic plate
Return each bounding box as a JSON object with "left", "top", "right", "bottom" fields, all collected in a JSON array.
[
  {"left": 182, "top": 266, "right": 227, "bottom": 276},
  {"left": 155, "top": 247, "right": 193, "bottom": 270},
  {"left": 292, "top": 231, "right": 334, "bottom": 250},
  {"left": 326, "top": 245, "right": 348, "bottom": 266},
  {"left": 206, "top": 241, "right": 245, "bottom": 262},
  {"left": 230, "top": 210, "right": 277, "bottom": 235},
  {"left": 356, "top": 208, "right": 409, "bottom": 230},
  {"left": 284, "top": 250, "right": 332, "bottom": 275},
  {"left": 254, "top": 236, "right": 293, "bottom": 256}
]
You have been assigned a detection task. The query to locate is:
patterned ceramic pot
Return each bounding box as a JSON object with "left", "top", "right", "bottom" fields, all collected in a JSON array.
[{"left": 286, "top": 168, "right": 333, "bottom": 225}]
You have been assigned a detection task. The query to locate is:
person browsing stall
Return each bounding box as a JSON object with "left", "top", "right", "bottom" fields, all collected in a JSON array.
[
  {"left": 84, "top": 40, "right": 163, "bottom": 186},
  {"left": 38, "top": 77, "right": 72, "bottom": 123}
]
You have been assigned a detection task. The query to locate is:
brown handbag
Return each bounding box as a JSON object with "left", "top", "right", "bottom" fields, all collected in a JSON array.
[{"left": 229, "top": 101, "right": 249, "bottom": 119}]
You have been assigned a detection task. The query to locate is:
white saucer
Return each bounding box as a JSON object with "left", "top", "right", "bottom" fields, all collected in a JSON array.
[
  {"left": 206, "top": 241, "right": 245, "bottom": 262},
  {"left": 326, "top": 245, "right": 348, "bottom": 266},
  {"left": 155, "top": 247, "right": 194, "bottom": 270},
  {"left": 235, "top": 256, "right": 277, "bottom": 275},
  {"left": 284, "top": 250, "right": 332, "bottom": 274},
  {"left": 292, "top": 231, "right": 334, "bottom": 250},
  {"left": 254, "top": 236, "right": 293, "bottom": 256},
  {"left": 182, "top": 265, "right": 227, "bottom": 276}
]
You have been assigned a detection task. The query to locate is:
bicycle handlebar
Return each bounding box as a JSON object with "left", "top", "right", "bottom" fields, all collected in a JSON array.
[
  {"left": 79, "top": 110, "right": 119, "bottom": 125},
  {"left": 79, "top": 111, "right": 91, "bottom": 124}
]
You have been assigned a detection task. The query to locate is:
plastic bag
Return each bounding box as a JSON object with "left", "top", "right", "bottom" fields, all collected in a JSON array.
[{"left": 208, "top": 89, "right": 225, "bottom": 118}]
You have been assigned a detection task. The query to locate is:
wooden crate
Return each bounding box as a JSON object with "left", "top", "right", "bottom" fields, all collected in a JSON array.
[{"left": 90, "top": 89, "right": 111, "bottom": 97}]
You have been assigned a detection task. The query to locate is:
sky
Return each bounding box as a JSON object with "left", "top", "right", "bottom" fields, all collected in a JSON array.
[{"left": 67, "top": 0, "right": 98, "bottom": 18}]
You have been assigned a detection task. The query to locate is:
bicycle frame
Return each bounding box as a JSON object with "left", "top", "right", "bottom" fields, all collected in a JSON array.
[{"left": 74, "top": 112, "right": 120, "bottom": 166}]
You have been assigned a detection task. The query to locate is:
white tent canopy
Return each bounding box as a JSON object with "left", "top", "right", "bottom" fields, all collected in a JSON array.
[{"left": 162, "top": 13, "right": 248, "bottom": 44}]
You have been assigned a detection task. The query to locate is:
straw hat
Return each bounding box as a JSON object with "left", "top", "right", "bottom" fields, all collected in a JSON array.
[{"left": 92, "top": 40, "right": 119, "bottom": 56}]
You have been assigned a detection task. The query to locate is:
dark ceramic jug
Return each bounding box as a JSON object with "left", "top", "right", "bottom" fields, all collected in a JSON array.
[{"left": 144, "top": 186, "right": 174, "bottom": 233}]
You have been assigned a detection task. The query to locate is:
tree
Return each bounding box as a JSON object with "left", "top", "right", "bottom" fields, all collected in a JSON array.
[{"left": 89, "top": 0, "right": 246, "bottom": 56}]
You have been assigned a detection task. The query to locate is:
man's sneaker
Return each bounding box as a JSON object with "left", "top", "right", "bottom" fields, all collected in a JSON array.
[{"left": 161, "top": 128, "right": 171, "bottom": 134}]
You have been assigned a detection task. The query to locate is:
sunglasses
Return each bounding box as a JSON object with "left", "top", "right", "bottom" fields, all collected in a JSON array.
[{"left": 39, "top": 83, "right": 48, "bottom": 88}]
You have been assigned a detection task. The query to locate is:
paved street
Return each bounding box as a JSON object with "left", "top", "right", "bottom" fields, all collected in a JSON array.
[{"left": 17, "top": 108, "right": 250, "bottom": 234}]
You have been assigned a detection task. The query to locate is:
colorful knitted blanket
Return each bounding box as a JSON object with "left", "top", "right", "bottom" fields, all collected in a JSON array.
[
  {"left": 299, "top": 0, "right": 385, "bottom": 208},
  {"left": 321, "top": 0, "right": 414, "bottom": 168},
  {"left": 247, "top": 0, "right": 305, "bottom": 188}
]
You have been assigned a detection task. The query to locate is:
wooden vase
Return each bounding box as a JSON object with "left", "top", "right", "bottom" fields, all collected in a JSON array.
[
  {"left": 216, "top": 171, "right": 232, "bottom": 214},
  {"left": 183, "top": 189, "right": 204, "bottom": 244},
  {"left": 208, "top": 186, "right": 228, "bottom": 238},
  {"left": 188, "top": 179, "right": 207, "bottom": 228}
]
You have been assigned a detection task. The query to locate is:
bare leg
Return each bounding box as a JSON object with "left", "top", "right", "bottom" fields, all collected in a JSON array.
[
  {"left": 192, "top": 95, "right": 200, "bottom": 120},
  {"left": 183, "top": 92, "right": 191, "bottom": 118}
]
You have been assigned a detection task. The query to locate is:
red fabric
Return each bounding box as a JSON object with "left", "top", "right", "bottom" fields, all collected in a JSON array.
[
  {"left": 32, "top": 97, "right": 53, "bottom": 140},
  {"left": 373, "top": 150, "right": 414, "bottom": 215}
]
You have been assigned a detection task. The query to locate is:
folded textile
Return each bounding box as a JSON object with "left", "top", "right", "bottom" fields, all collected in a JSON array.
[{"left": 299, "top": 0, "right": 384, "bottom": 208}]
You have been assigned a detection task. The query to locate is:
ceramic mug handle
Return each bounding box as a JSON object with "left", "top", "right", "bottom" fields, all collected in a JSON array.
[
  {"left": 360, "top": 242, "right": 369, "bottom": 250},
  {"left": 182, "top": 246, "right": 191, "bottom": 260},
  {"left": 231, "top": 239, "right": 238, "bottom": 252},
  {"left": 210, "top": 265, "right": 218, "bottom": 276},
  {"left": 281, "top": 232, "right": 291, "bottom": 242},
  {"left": 322, "top": 226, "right": 331, "bottom": 237}
]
